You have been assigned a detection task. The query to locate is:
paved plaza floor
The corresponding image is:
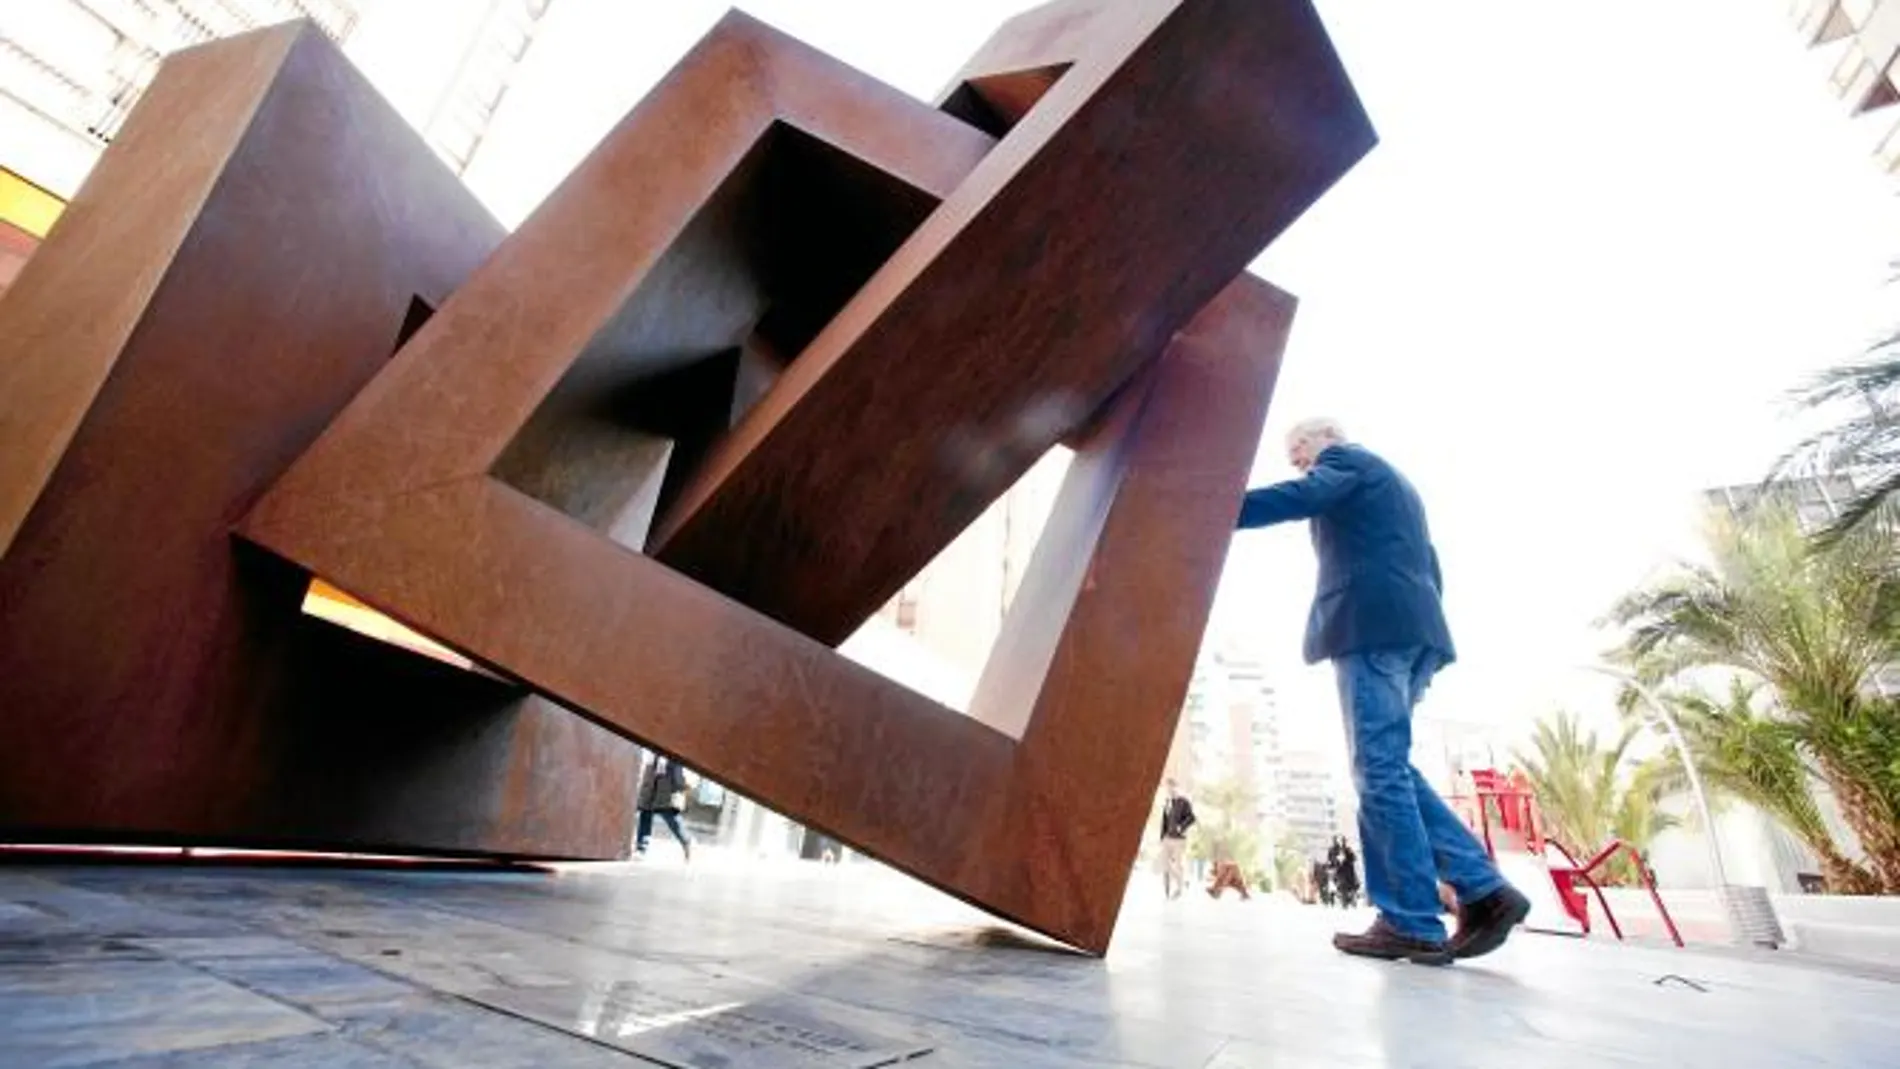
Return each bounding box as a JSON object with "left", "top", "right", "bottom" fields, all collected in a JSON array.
[{"left": 0, "top": 856, "right": 1892, "bottom": 1067}]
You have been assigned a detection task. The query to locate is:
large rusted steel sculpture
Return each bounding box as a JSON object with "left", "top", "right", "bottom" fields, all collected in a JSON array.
[
  {"left": 0, "top": 23, "right": 638, "bottom": 860},
  {"left": 0, "top": 0, "right": 1372, "bottom": 952}
]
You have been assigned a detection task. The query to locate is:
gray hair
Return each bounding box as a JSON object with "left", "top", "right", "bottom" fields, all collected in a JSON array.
[{"left": 1286, "top": 417, "right": 1348, "bottom": 453}]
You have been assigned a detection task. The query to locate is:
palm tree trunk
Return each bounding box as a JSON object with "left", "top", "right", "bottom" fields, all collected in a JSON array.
[
  {"left": 1813, "top": 758, "right": 1900, "bottom": 893},
  {"left": 1812, "top": 841, "right": 1882, "bottom": 895}
]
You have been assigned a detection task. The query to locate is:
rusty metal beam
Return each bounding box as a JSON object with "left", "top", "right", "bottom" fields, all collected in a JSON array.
[
  {"left": 2, "top": 1, "right": 1366, "bottom": 953},
  {"left": 0, "top": 23, "right": 638, "bottom": 859},
  {"left": 648, "top": 0, "right": 1371, "bottom": 645}
]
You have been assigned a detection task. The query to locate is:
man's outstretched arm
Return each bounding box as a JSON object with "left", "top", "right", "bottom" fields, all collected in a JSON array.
[{"left": 1236, "top": 453, "right": 1360, "bottom": 529}]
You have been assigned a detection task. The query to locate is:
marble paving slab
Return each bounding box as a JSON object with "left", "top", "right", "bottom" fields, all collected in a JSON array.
[
  {"left": 1, "top": 860, "right": 1896, "bottom": 1068},
  {"left": 0, "top": 956, "right": 329, "bottom": 1068},
  {"left": 464, "top": 977, "right": 937, "bottom": 1068}
]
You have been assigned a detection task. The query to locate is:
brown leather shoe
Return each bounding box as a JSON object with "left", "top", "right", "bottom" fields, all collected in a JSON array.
[
  {"left": 1333, "top": 919, "right": 1452, "bottom": 966},
  {"left": 1449, "top": 885, "right": 1530, "bottom": 960}
]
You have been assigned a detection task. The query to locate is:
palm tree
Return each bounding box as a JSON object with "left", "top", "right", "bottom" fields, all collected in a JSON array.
[
  {"left": 1648, "top": 679, "right": 1880, "bottom": 895},
  {"left": 1513, "top": 711, "right": 1677, "bottom": 885},
  {"left": 1776, "top": 353, "right": 1900, "bottom": 546},
  {"left": 1799, "top": 694, "right": 1900, "bottom": 886},
  {"left": 1610, "top": 507, "right": 1900, "bottom": 891}
]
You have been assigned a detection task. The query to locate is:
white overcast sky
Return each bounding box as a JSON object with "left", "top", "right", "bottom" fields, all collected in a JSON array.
[{"left": 441, "top": 0, "right": 1900, "bottom": 755}]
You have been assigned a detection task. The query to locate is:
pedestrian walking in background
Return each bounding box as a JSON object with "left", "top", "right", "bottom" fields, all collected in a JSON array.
[
  {"left": 1158, "top": 779, "right": 1197, "bottom": 900},
  {"left": 636, "top": 754, "right": 694, "bottom": 862}
]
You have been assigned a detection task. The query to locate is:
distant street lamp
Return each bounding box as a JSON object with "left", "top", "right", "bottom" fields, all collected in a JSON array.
[
  {"left": 1582, "top": 664, "right": 1729, "bottom": 888},
  {"left": 1580, "top": 664, "right": 1781, "bottom": 947}
]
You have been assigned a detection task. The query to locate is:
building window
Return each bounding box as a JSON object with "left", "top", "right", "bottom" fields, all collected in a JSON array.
[
  {"left": 1831, "top": 40, "right": 1875, "bottom": 97},
  {"left": 1, "top": 1, "right": 363, "bottom": 151},
  {"left": 1878, "top": 119, "right": 1900, "bottom": 172}
]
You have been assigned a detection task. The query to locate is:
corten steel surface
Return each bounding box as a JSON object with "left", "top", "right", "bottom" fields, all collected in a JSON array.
[
  {"left": 0, "top": 0, "right": 1369, "bottom": 950},
  {"left": 0, "top": 24, "right": 638, "bottom": 859},
  {"left": 647, "top": 0, "right": 1374, "bottom": 645},
  {"left": 236, "top": 2, "right": 1350, "bottom": 951},
  {"left": 244, "top": 11, "right": 997, "bottom": 562},
  {"left": 244, "top": 270, "right": 1295, "bottom": 952}
]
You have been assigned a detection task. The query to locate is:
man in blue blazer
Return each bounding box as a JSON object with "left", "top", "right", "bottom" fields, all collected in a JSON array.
[{"left": 1237, "top": 418, "right": 1527, "bottom": 965}]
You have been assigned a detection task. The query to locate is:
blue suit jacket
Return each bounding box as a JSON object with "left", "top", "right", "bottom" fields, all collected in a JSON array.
[{"left": 1236, "top": 443, "right": 1455, "bottom": 666}]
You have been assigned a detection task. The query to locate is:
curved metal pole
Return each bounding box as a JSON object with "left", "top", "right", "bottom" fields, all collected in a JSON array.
[{"left": 1581, "top": 664, "right": 1732, "bottom": 891}]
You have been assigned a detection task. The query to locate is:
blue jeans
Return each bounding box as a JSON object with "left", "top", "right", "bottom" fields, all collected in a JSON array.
[
  {"left": 636, "top": 809, "right": 688, "bottom": 854},
  {"left": 1335, "top": 647, "right": 1504, "bottom": 942}
]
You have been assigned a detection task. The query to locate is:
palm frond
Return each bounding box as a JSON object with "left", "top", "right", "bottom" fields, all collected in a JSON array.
[
  {"left": 1814, "top": 467, "right": 1900, "bottom": 548},
  {"left": 1515, "top": 710, "right": 1677, "bottom": 876},
  {"left": 1788, "top": 351, "right": 1900, "bottom": 409}
]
